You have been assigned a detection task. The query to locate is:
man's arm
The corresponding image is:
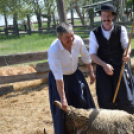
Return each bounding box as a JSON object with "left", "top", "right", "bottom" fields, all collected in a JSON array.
[
  {"left": 90, "top": 54, "right": 114, "bottom": 76},
  {"left": 122, "top": 45, "right": 131, "bottom": 63},
  {"left": 48, "top": 48, "right": 68, "bottom": 110},
  {"left": 121, "top": 26, "right": 131, "bottom": 63},
  {"left": 56, "top": 80, "right": 68, "bottom": 111}
]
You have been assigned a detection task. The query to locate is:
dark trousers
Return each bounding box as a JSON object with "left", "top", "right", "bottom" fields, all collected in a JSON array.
[
  {"left": 96, "top": 63, "right": 134, "bottom": 114},
  {"left": 48, "top": 69, "right": 95, "bottom": 134}
]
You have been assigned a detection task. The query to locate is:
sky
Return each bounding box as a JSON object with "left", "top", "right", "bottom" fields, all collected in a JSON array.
[
  {"left": 0, "top": 15, "right": 41, "bottom": 26},
  {"left": 0, "top": 13, "right": 79, "bottom": 26}
]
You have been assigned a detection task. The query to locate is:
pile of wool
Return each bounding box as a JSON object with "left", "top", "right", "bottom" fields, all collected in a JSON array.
[{"left": 54, "top": 101, "right": 134, "bottom": 134}]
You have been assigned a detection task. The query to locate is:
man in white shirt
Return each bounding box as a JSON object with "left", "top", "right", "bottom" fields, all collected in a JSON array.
[
  {"left": 89, "top": 3, "right": 134, "bottom": 114},
  {"left": 48, "top": 23, "right": 96, "bottom": 134}
]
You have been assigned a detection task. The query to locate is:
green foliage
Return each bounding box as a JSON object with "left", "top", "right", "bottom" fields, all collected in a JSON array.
[
  {"left": 33, "top": 22, "right": 47, "bottom": 29},
  {"left": 0, "top": 0, "right": 56, "bottom": 24},
  {"left": 126, "top": 0, "right": 133, "bottom": 8}
]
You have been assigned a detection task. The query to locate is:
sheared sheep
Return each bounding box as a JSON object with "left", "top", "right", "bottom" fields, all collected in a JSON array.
[{"left": 54, "top": 101, "right": 134, "bottom": 134}]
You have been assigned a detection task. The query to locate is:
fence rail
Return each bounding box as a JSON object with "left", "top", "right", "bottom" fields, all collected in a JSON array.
[
  {"left": 0, "top": 39, "right": 134, "bottom": 94},
  {"left": 0, "top": 39, "right": 92, "bottom": 87},
  {"left": 0, "top": 51, "right": 47, "bottom": 66}
]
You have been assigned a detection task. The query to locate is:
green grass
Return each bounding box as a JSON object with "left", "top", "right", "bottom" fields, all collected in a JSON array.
[
  {"left": 0, "top": 21, "right": 134, "bottom": 56},
  {"left": 0, "top": 33, "right": 56, "bottom": 56},
  {"left": 33, "top": 22, "right": 54, "bottom": 29},
  {"left": 77, "top": 34, "right": 89, "bottom": 39},
  {"left": 131, "top": 39, "right": 134, "bottom": 49}
]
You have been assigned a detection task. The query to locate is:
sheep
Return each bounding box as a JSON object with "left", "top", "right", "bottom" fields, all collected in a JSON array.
[{"left": 54, "top": 101, "right": 134, "bottom": 134}]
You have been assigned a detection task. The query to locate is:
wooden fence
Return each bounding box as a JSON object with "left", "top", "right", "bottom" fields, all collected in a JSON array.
[
  {"left": 0, "top": 39, "right": 92, "bottom": 94},
  {"left": 0, "top": 39, "right": 134, "bottom": 95}
]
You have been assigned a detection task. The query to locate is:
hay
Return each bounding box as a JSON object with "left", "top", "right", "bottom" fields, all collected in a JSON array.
[
  {"left": 0, "top": 65, "right": 97, "bottom": 134},
  {"left": 0, "top": 65, "right": 54, "bottom": 134}
]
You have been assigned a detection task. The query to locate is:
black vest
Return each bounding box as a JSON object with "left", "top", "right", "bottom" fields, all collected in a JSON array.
[{"left": 93, "top": 25, "right": 124, "bottom": 65}]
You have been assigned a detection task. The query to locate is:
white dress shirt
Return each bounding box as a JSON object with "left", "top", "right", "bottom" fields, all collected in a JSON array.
[
  {"left": 89, "top": 24, "right": 129, "bottom": 54},
  {"left": 48, "top": 35, "right": 91, "bottom": 80}
]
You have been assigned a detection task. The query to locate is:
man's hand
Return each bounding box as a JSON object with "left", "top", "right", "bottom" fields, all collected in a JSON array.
[
  {"left": 56, "top": 80, "right": 68, "bottom": 111},
  {"left": 122, "top": 54, "right": 130, "bottom": 63},
  {"left": 89, "top": 72, "right": 95, "bottom": 84},
  {"left": 103, "top": 64, "right": 114, "bottom": 75},
  {"left": 61, "top": 97, "right": 68, "bottom": 111}
]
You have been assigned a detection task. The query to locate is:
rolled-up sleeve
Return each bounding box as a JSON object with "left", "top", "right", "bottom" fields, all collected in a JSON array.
[
  {"left": 121, "top": 26, "right": 129, "bottom": 50},
  {"left": 48, "top": 50, "right": 63, "bottom": 80},
  {"left": 89, "top": 31, "right": 99, "bottom": 54},
  {"left": 80, "top": 39, "right": 91, "bottom": 64}
]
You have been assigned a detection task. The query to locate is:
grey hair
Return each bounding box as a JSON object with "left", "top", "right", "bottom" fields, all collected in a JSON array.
[{"left": 56, "top": 23, "right": 74, "bottom": 37}]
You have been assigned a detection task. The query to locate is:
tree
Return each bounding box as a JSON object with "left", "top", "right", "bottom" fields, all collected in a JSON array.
[
  {"left": 0, "top": 0, "right": 10, "bottom": 31},
  {"left": 66, "top": 0, "right": 88, "bottom": 25},
  {"left": 25, "top": 0, "right": 56, "bottom": 30},
  {"left": 43, "top": 0, "right": 56, "bottom": 30},
  {"left": 0, "top": 0, "right": 24, "bottom": 36},
  {"left": 56, "top": 0, "right": 68, "bottom": 23}
]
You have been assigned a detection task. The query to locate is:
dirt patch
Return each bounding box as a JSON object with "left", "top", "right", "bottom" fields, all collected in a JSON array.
[{"left": 0, "top": 65, "right": 97, "bottom": 134}]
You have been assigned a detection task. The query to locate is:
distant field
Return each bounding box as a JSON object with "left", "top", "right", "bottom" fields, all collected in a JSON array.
[
  {"left": 0, "top": 17, "right": 134, "bottom": 56},
  {"left": 0, "top": 32, "right": 134, "bottom": 56}
]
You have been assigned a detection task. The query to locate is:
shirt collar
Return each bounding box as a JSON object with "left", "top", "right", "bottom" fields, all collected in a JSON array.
[
  {"left": 101, "top": 23, "right": 114, "bottom": 33},
  {"left": 58, "top": 39, "right": 65, "bottom": 51},
  {"left": 57, "top": 36, "right": 76, "bottom": 51}
]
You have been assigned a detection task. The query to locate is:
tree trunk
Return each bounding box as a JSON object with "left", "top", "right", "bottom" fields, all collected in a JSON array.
[
  {"left": 4, "top": 12, "right": 8, "bottom": 37},
  {"left": 52, "top": 12, "right": 56, "bottom": 27},
  {"left": 27, "top": 14, "right": 31, "bottom": 35},
  {"left": 89, "top": 9, "right": 94, "bottom": 29},
  {"left": 13, "top": 14, "right": 19, "bottom": 36},
  {"left": 37, "top": 13, "right": 43, "bottom": 34},
  {"left": 74, "top": 2, "right": 86, "bottom": 25},
  {"left": 71, "top": 8, "right": 74, "bottom": 25},
  {"left": 47, "top": 15, "right": 51, "bottom": 31},
  {"left": 56, "top": 0, "right": 68, "bottom": 23},
  {"left": 113, "top": 0, "right": 120, "bottom": 22}
]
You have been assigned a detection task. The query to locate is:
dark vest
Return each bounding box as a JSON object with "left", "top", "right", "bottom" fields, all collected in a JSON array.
[{"left": 93, "top": 25, "right": 124, "bottom": 65}]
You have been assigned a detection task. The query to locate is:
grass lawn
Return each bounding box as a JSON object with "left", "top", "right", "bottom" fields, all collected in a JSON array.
[
  {"left": 0, "top": 33, "right": 56, "bottom": 56},
  {"left": 0, "top": 28, "right": 134, "bottom": 56},
  {"left": 131, "top": 39, "right": 134, "bottom": 49}
]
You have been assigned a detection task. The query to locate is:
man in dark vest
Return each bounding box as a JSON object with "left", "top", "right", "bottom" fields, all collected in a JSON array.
[{"left": 89, "top": 3, "right": 134, "bottom": 114}]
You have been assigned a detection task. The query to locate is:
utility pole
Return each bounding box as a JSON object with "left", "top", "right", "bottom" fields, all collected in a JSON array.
[
  {"left": 133, "top": 0, "right": 134, "bottom": 12},
  {"left": 71, "top": 8, "right": 74, "bottom": 25},
  {"left": 120, "top": 0, "right": 127, "bottom": 22},
  {"left": 120, "top": 0, "right": 125, "bottom": 21},
  {"left": 56, "top": 0, "right": 68, "bottom": 23}
]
